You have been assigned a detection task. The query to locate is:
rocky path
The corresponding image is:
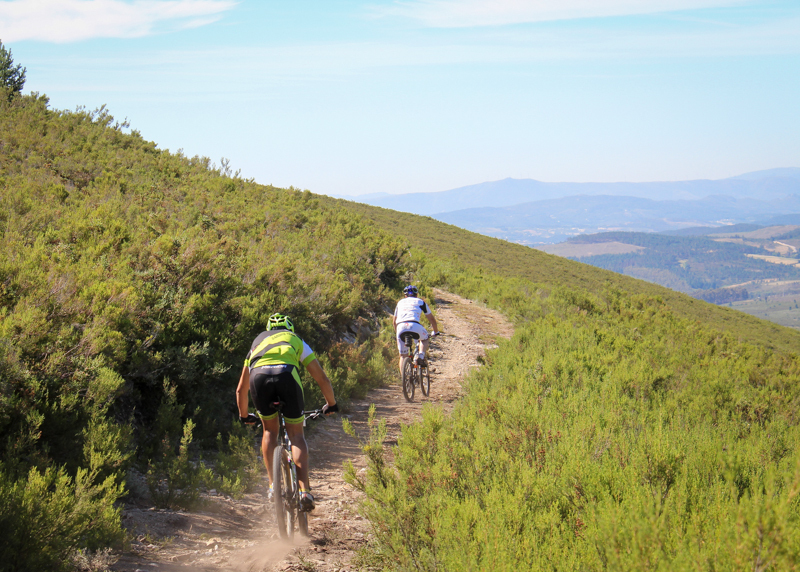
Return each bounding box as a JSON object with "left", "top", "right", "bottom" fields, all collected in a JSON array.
[{"left": 111, "top": 289, "right": 513, "bottom": 572}]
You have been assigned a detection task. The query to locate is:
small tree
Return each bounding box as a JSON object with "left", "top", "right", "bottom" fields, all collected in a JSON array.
[{"left": 0, "top": 39, "right": 26, "bottom": 96}]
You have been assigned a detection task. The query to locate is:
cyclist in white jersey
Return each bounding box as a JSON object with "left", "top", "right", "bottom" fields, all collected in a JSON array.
[{"left": 392, "top": 285, "right": 440, "bottom": 375}]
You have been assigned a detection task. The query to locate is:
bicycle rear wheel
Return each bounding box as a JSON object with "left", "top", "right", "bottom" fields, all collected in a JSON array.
[
  {"left": 420, "top": 363, "right": 430, "bottom": 396},
  {"left": 402, "top": 357, "right": 415, "bottom": 402},
  {"left": 298, "top": 507, "right": 309, "bottom": 536},
  {"left": 272, "top": 446, "right": 295, "bottom": 539}
]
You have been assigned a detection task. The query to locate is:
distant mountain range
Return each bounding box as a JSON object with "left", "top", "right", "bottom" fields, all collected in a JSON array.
[
  {"left": 348, "top": 168, "right": 800, "bottom": 216},
  {"left": 345, "top": 168, "right": 800, "bottom": 244}
]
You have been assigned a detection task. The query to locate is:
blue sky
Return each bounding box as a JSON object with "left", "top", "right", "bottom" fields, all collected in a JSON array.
[{"left": 2, "top": 0, "right": 799, "bottom": 196}]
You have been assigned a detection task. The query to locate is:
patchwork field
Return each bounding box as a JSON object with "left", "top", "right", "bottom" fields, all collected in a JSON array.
[
  {"left": 745, "top": 253, "right": 800, "bottom": 265},
  {"left": 712, "top": 225, "right": 799, "bottom": 240},
  {"left": 726, "top": 279, "right": 800, "bottom": 329},
  {"left": 536, "top": 241, "right": 645, "bottom": 258},
  {"left": 731, "top": 295, "right": 800, "bottom": 329}
]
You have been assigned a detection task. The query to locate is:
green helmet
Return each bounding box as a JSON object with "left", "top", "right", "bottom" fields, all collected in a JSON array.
[{"left": 267, "top": 313, "right": 294, "bottom": 333}]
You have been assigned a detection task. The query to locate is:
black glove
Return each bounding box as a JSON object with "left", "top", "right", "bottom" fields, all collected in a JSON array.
[
  {"left": 239, "top": 413, "right": 259, "bottom": 424},
  {"left": 322, "top": 403, "right": 339, "bottom": 415}
]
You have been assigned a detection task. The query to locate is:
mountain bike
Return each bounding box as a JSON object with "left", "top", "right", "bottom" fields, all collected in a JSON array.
[
  {"left": 400, "top": 332, "right": 435, "bottom": 402},
  {"left": 271, "top": 402, "right": 325, "bottom": 539}
]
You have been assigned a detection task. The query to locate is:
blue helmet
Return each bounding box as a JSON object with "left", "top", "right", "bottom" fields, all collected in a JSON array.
[{"left": 403, "top": 285, "right": 418, "bottom": 296}]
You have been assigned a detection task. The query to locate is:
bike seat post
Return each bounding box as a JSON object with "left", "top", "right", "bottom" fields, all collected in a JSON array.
[{"left": 272, "top": 401, "right": 288, "bottom": 445}]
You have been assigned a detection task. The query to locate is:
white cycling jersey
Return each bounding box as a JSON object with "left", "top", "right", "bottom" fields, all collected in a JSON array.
[{"left": 394, "top": 296, "right": 430, "bottom": 324}]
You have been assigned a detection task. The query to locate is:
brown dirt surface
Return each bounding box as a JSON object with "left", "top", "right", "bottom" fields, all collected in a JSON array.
[{"left": 111, "top": 289, "right": 513, "bottom": 572}]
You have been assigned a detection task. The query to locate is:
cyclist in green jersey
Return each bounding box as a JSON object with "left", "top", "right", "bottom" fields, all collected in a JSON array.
[{"left": 236, "top": 313, "right": 338, "bottom": 511}]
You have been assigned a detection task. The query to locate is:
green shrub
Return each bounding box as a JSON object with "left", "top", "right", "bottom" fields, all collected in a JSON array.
[
  {"left": 0, "top": 464, "right": 123, "bottom": 572},
  {"left": 146, "top": 418, "right": 212, "bottom": 509},
  {"left": 214, "top": 422, "right": 262, "bottom": 499},
  {"left": 145, "top": 383, "right": 212, "bottom": 508},
  {"left": 349, "top": 271, "right": 800, "bottom": 570}
]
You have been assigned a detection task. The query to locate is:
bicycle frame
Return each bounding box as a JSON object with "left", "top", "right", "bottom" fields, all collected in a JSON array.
[
  {"left": 279, "top": 412, "right": 299, "bottom": 500},
  {"left": 272, "top": 404, "right": 324, "bottom": 539},
  {"left": 402, "top": 334, "right": 419, "bottom": 362},
  {"left": 400, "top": 333, "right": 430, "bottom": 401}
]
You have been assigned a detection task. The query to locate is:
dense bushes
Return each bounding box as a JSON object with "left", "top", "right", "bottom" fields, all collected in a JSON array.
[
  {"left": 0, "top": 93, "right": 404, "bottom": 568},
  {"left": 348, "top": 260, "right": 800, "bottom": 570},
  {"left": 4, "top": 84, "right": 800, "bottom": 570},
  {"left": 0, "top": 366, "right": 127, "bottom": 572}
]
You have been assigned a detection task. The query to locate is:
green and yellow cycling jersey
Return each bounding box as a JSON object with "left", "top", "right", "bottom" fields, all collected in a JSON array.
[{"left": 244, "top": 329, "right": 317, "bottom": 371}]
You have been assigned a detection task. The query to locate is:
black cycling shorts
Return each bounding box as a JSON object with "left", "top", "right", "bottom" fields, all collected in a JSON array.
[{"left": 249, "top": 364, "right": 305, "bottom": 424}]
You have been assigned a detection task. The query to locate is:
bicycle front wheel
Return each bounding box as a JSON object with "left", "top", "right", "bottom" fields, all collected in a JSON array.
[
  {"left": 272, "top": 446, "right": 295, "bottom": 539},
  {"left": 402, "top": 357, "right": 415, "bottom": 402},
  {"left": 420, "top": 363, "right": 431, "bottom": 397}
]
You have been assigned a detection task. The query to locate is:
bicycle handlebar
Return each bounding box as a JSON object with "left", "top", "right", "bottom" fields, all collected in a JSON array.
[
  {"left": 305, "top": 409, "right": 323, "bottom": 421},
  {"left": 240, "top": 413, "right": 261, "bottom": 427},
  {"left": 239, "top": 402, "right": 336, "bottom": 427},
  {"left": 305, "top": 403, "right": 338, "bottom": 421}
]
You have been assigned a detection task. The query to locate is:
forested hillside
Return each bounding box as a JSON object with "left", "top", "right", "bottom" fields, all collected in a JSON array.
[{"left": 563, "top": 231, "right": 800, "bottom": 297}]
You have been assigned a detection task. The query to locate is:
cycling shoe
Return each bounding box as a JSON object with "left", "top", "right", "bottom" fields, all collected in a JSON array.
[{"left": 299, "top": 491, "right": 315, "bottom": 512}]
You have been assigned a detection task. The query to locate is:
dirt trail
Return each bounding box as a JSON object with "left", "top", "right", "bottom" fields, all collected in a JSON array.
[{"left": 112, "top": 289, "right": 513, "bottom": 572}]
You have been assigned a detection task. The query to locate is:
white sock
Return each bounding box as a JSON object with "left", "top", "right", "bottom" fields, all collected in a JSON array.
[{"left": 418, "top": 351, "right": 425, "bottom": 360}]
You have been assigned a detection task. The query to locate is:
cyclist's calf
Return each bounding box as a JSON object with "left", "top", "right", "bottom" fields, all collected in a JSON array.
[{"left": 284, "top": 422, "right": 310, "bottom": 492}]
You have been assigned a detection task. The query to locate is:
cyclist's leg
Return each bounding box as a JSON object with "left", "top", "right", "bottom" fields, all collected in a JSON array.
[
  {"left": 277, "top": 367, "right": 309, "bottom": 490},
  {"left": 261, "top": 416, "right": 279, "bottom": 483},
  {"left": 395, "top": 328, "right": 407, "bottom": 374},
  {"left": 403, "top": 323, "right": 429, "bottom": 361},
  {"left": 418, "top": 325, "right": 430, "bottom": 361},
  {"left": 396, "top": 324, "right": 420, "bottom": 373},
  {"left": 285, "top": 421, "right": 309, "bottom": 490},
  {"left": 249, "top": 369, "right": 280, "bottom": 480}
]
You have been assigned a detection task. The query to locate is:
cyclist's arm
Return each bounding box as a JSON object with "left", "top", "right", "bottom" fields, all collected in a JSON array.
[
  {"left": 425, "top": 312, "right": 439, "bottom": 334},
  {"left": 306, "top": 359, "right": 336, "bottom": 407},
  {"left": 236, "top": 365, "right": 251, "bottom": 418}
]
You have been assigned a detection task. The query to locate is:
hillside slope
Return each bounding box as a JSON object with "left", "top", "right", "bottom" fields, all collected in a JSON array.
[
  {"left": 330, "top": 200, "right": 800, "bottom": 355},
  {"left": 0, "top": 94, "right": 407, "bottom": 570},
  {"left": 331, "top": 203, "right": 800, "bottom": 571},
  {"left": 3, "top": 90, "right": 799, "bottom": 570}
]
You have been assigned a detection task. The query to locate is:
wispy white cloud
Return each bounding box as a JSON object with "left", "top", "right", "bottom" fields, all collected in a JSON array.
[
  {"left": 199, "top": 15, "right": 800, "bottom": 80},
  {"left": 376, "top": 0, "right": 753, "bottom": 27},
  {"left": 35, "top": 14, "right": 798, "bottom": 100},
  {"left": 0, "top": 0, "right": 237, "bottom": 42}
]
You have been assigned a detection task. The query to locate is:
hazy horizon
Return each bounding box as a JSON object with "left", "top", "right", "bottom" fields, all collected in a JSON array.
[{"left": 331, "top": 166, "right": 800, "bottom": 198}]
